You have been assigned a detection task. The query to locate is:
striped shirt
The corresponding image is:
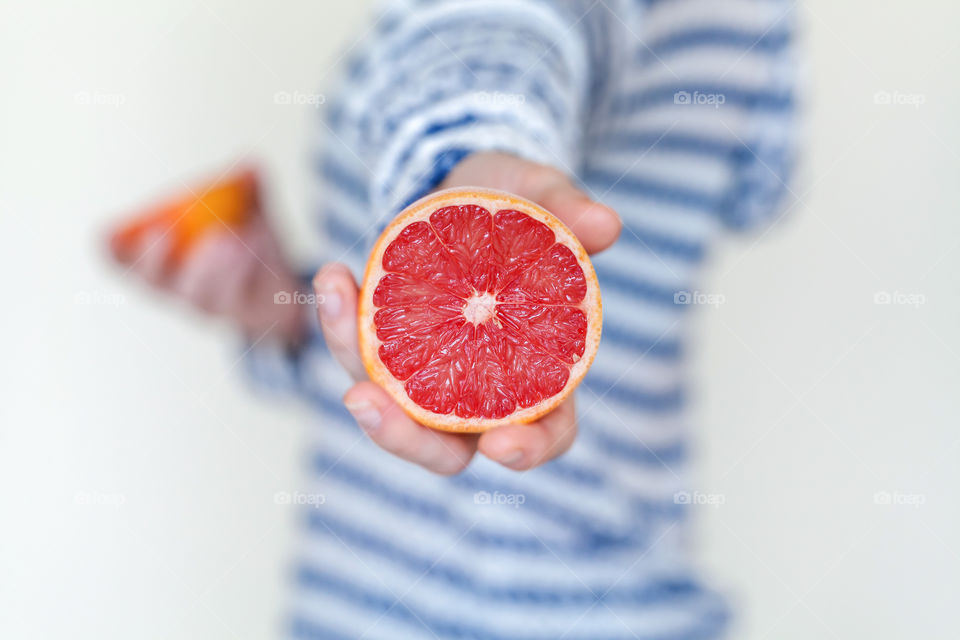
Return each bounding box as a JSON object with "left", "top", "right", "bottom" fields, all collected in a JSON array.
[{"left": 248, "top": 0, "right": 797, "bottom": 637}]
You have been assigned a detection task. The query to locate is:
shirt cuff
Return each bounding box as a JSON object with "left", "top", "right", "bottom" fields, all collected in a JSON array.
[{"left": 371, "top": 100, "right": 582, "bottom": 217}]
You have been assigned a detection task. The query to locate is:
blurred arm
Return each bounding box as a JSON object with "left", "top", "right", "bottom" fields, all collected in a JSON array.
[{"left": 335, "top": 0, "right": 612, "bottom": 216}]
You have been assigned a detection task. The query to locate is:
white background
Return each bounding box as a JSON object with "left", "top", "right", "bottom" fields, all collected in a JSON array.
[{"left": 2, "top": 1, "right": 958, "bottom": 638}]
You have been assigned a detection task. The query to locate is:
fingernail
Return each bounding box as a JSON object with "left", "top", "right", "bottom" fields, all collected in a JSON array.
[
  {"left": 499, "top": 450, "right": 523, "bottom": 466},
  {"left": 345, "top": 400, "right": 380, "bottom": 433},
  {"left": 316, "top": 286, "right": 342, "bottom": 319}
]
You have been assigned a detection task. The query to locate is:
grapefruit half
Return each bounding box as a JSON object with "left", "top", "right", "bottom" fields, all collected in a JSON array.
[
  {"left": 111, "top": 168, "right": 258, "bottom": 264},
  {"left": 357, "top": 188, "right": 602, "bottom": 433}
]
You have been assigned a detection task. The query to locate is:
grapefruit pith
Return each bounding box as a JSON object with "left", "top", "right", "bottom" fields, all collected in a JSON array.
[{"left": 358, "top": 188, "right": 602, "bottom": 433}]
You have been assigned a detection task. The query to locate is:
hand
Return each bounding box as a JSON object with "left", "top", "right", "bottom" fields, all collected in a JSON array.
[
  {"left": 313, "top": 152, "right": 621, "bottom": 475},
  {"left": 108, "top": 212, "right": 305, "bottom": 344}
]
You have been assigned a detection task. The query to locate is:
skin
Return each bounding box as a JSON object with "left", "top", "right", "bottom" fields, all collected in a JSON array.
[
  {"left": 109, "top": 212, "right": 305, "bottom": 343},
  {"left": 111, "top": 152, "right": 621, "bottom": 476}
]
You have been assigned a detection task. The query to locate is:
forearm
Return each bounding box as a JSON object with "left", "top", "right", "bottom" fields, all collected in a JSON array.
[{"left": 336, "top": 0, "right": 606, "bottom": 216}]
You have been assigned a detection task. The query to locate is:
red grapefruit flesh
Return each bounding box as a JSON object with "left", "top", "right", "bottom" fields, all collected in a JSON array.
[{"left": 358, "top": 188, "right": 601, "bottom": 432}]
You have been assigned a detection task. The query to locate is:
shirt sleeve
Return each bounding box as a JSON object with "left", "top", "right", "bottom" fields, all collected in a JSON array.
[
  {"left": 628, "top": 0, "right": 800, "bottom": 232},
  {"left": 718, "top": 0, "right": 800, "bottom": 231},
  {"left": 238, "top": 269, "right": 321, "bottom": 400},
  {"left": 334, "top": 0, "right": 608, "bottom": 216}
]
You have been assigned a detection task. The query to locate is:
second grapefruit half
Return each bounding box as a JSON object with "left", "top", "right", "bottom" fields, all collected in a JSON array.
[{"left": 111, "top": 168, "right": 258, "bottom": 264}]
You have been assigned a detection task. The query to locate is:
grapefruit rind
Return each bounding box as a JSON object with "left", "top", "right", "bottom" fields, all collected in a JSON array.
[{"left": 358, "top": 187, "right": 602, "bottom": 433}]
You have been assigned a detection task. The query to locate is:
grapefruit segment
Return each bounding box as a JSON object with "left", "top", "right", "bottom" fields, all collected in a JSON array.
[
  {"left": 381, "top": 221, "right": 473, "bottom": 298},
  {"left": 358, "top": 188, "right": 602, "bottom": 432},
  {"left": 498, "top": 243, "right": 588, "bottom": 304},
  {"left": 403, "top": 323, "right": 475, "bottom": 416},
  {"left": 497, "top": 304, "right": 587, "bottom": 365},
  {"left": 374, "top": 305, "right": 463, "bottom": 341},
  {"left": 491, "top": 209, "right": 556, "bottom": 292},
  {"left": 430, "top": 205, "right": 496, "bottom": 292},
  {"left": 459, "top": 323, "right": 518, "bottom": 419},
  {"left": 377, "top": 324, "right": 463, "bottom": 382},
  {"left": 372, "top": 273, "right": 463, "bottom": 308},
  {"left": 503, "top": 344, "right": 569, "bottom": 409}
]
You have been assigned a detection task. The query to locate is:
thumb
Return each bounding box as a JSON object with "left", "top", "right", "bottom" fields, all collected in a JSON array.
[
  {"left": 442, "top": 152, "right": 621, "bottom": 254},
  {"left": 313, "top": 263, "right": 367, "bottom": 381},
  {"left": 528, "top": 175, "right": 621, "bottom": 255}
]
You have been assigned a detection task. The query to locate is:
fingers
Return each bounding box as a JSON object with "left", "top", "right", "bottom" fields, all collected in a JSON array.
[
  {"left": 171, "top": 231, "right": 256, "bottom": 314},
  {"left": 128, "top": 229, "right": 174, "bottom": 288},
  {"left": 531, "top": 176, "right": 622, "bottom": 255},
  {"left": 441, "top": 152, "right": 621, "bottom": 254},
  {"left": 313, "top": 263, "right": 366, "bottom": 381},
  {"left": 517, "top": 165, "right": 621, "bottom": 255},
  {"left": 344, "top": 381, "right": 478, "bottom": 475},
  {"left": 477, "top": 398, "right": 578, "bottom": 471}
]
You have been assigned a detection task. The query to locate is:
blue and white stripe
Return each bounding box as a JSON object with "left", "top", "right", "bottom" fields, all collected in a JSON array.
[{"left": 247, "top": 0, "right": 797, "bottom": 637}]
